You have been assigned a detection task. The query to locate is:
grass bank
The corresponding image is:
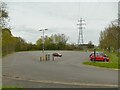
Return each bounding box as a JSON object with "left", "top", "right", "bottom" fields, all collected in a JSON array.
[{"left": 83, "top": 51, "right": 119, "bottom": 69}]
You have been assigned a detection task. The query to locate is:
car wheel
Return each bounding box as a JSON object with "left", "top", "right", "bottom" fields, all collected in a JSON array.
[
  {"left": 91, "top": 59, "right": 95, "bottom": 62},
  {"left": 104, "top": 59, "right": 107, "bottom": 62}
]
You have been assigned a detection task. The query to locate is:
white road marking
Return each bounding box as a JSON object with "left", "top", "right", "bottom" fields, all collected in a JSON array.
[{"left": 3, "top": 75, "right": 118, "bottom": 87}]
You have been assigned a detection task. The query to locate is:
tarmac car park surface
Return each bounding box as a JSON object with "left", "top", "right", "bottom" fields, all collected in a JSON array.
[{"left": 2, "top": 51, "right": 118, "bottom": 88}]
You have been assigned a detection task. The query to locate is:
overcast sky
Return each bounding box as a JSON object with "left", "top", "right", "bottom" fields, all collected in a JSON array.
[{"left": 6, "top": 1, "right": 118, "bottom": 45}]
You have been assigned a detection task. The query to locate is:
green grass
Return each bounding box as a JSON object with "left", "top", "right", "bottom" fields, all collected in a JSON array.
[
  {"left": 1, "top": 86, "right": 24, "bottom": 90},
  {"left": 83, "top": 51, "right": 119, "bottom": 69},
  {"left": 83, "top": 62, "right": 119, "bottom": 69}
]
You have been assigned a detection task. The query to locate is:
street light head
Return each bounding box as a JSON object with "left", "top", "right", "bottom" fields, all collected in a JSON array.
[
  {"left": 39, "top": 28, "right": 48, "bottom": 31},
  {"left": 45, "top": 29, "right": 48, "bottom": 30}
]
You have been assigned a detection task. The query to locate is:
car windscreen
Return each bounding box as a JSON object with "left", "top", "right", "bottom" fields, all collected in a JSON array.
[{"left": 91, "top": 53, "right": 104, "bottom": 56}]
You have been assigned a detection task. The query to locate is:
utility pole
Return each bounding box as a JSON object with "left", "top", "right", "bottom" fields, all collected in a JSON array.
[
  {"left": 77, "top": 18, "right": 85, "bottom": 46},
  {"left": 39, "top": 28, "right": 48, "bottom": 60}
]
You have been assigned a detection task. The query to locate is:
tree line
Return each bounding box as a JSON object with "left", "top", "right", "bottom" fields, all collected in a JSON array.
[
  {"left": 1, "top": 2, "right": 95, "bottom": 56},
  {"left": 36, "top": 34, "right": 69, "bottom": 50},
  {"left": 2, "top": 27, "right": 82, "bottom": 56},
  {"left": 2, "top": 29, "right": 94, "bottom": 56},
  {"left": 0, "top": 2, "right": 38, "bottom": 56}
]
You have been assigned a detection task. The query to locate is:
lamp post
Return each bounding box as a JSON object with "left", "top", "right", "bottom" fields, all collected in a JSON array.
[{"left": 39, "top": 28, "right": 48, "bottom": 60}]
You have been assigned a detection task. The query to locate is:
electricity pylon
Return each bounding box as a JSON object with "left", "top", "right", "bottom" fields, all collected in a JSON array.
[{"left": 77, "top": 18, "right": 85, "bottom": 45}]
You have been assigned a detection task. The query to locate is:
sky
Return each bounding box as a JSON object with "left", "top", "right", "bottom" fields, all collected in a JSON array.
[{"left": 5, "top": 1, "right": 118, "bottom": 45}]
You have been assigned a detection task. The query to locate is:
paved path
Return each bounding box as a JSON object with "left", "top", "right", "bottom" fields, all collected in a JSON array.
[{"left": 2, "top": 51, "right": 118, "bottom": 88}]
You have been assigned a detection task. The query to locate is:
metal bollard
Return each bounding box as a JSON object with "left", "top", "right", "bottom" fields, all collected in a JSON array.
[
  {"left": 52, "top": 55, "right": 54, "bottom": 61},
  {"left": 45, "top": 54, "right": 48, "bottom": 61},
  {"left": 48, "top": 54, "right": 50, "bottom": 61},
  {"left": 40, "top": 56, "right": 42, "bottom": 61}
]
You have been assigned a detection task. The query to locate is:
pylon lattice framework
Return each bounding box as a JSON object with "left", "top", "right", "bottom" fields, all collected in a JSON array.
[{"left": 77, "top": 18, "right": 85, "bottom": 45}]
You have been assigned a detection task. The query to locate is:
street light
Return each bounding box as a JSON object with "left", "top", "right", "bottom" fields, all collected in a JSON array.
[{"left": 39, "top": 28, "right": 48, "bottom": 60}]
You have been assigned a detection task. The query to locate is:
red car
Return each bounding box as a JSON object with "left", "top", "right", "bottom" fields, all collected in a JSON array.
[
  {"left": 52, "top": 53, "right": 62, "bottom": 57},
  {"left": 89, "top": 52, "right": 110, "bottom": 62}
]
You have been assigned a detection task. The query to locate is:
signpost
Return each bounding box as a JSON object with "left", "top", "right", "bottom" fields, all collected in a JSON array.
[{"left": 94, "top": 48, "right": 96, "bottom": 61}]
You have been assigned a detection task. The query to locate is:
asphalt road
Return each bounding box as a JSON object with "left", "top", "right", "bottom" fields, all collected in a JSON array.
[{"left": 2, "top": 51, "right": 118, "bottom": 88}]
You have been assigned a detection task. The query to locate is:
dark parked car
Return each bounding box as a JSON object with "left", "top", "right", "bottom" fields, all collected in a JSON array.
[
  {"left": 52, "top": 53, "right": 62, "bottom": 57},
  {"left": 89, "top": 52, "right": 110, "bottom": 62}
]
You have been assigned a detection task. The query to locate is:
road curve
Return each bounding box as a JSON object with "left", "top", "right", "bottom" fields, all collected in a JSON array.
[{"left": 2, "top": 51, "right": 118, "bottom": 88}]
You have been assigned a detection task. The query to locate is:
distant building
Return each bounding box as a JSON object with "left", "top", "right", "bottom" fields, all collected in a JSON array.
[{"left": 78, "top": 44, "right": 94, "bottom": 50}]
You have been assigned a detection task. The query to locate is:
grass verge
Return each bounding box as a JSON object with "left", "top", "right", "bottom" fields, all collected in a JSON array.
[
  {"left": 2, "top": 86, "right": 24, "bottom": 90},
  {"left": 83, "top": 51, "right": 119, "bottom": 69},
  {"left": 83, "top": 62, "right": 119, "bottom": 69}
]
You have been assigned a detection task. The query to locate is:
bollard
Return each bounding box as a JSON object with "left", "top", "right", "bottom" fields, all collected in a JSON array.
[
  {"left": 45, "top": 54, "right": 48, "bottom": 61},
  {"left": 48, "top": 54, "right": 50, "bottom": 61},
  {"left": 40, "top": 54, "right": 50, "bottom": 61},
  {"left": 40, "top": 56, "right": 42, "bottom": 61},
  {"left": 52, "top": 55, "right": 54, "bottom": 61}
]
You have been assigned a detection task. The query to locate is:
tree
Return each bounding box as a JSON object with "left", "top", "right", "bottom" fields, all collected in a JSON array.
[
  {"left": 99, "top": 23, "right": 120, "bottom": 52},
  {"left": 51, "top": 34, "right": 69, "bottom": 44},
  {"left": 1, "top": 2, "right": 37, "bottom": 55},
  {"left": 2, "top": 28, "right": 16, "bottom": 55},
  {"left": 13, "top": 37, "right": 28, "bottom": 51},
  {"left": 36, "top": 33, "right": 69, "bottom": 50},
  {"left": 0, "top": 2, "right": 9, "bottom": 56},
  {"left": 51, "top": 34, "right": 69, "bottom": 50},
  {"left": 88, "top": 41, "right": 94, "bottom": 48},
  {"left": 0, "top": 2, "right": 9, "bottom": 28}
]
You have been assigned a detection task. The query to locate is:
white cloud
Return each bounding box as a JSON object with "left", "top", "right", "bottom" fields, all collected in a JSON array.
[{"left": 7, "top": 2, "right": 118, "bottom": 45}]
